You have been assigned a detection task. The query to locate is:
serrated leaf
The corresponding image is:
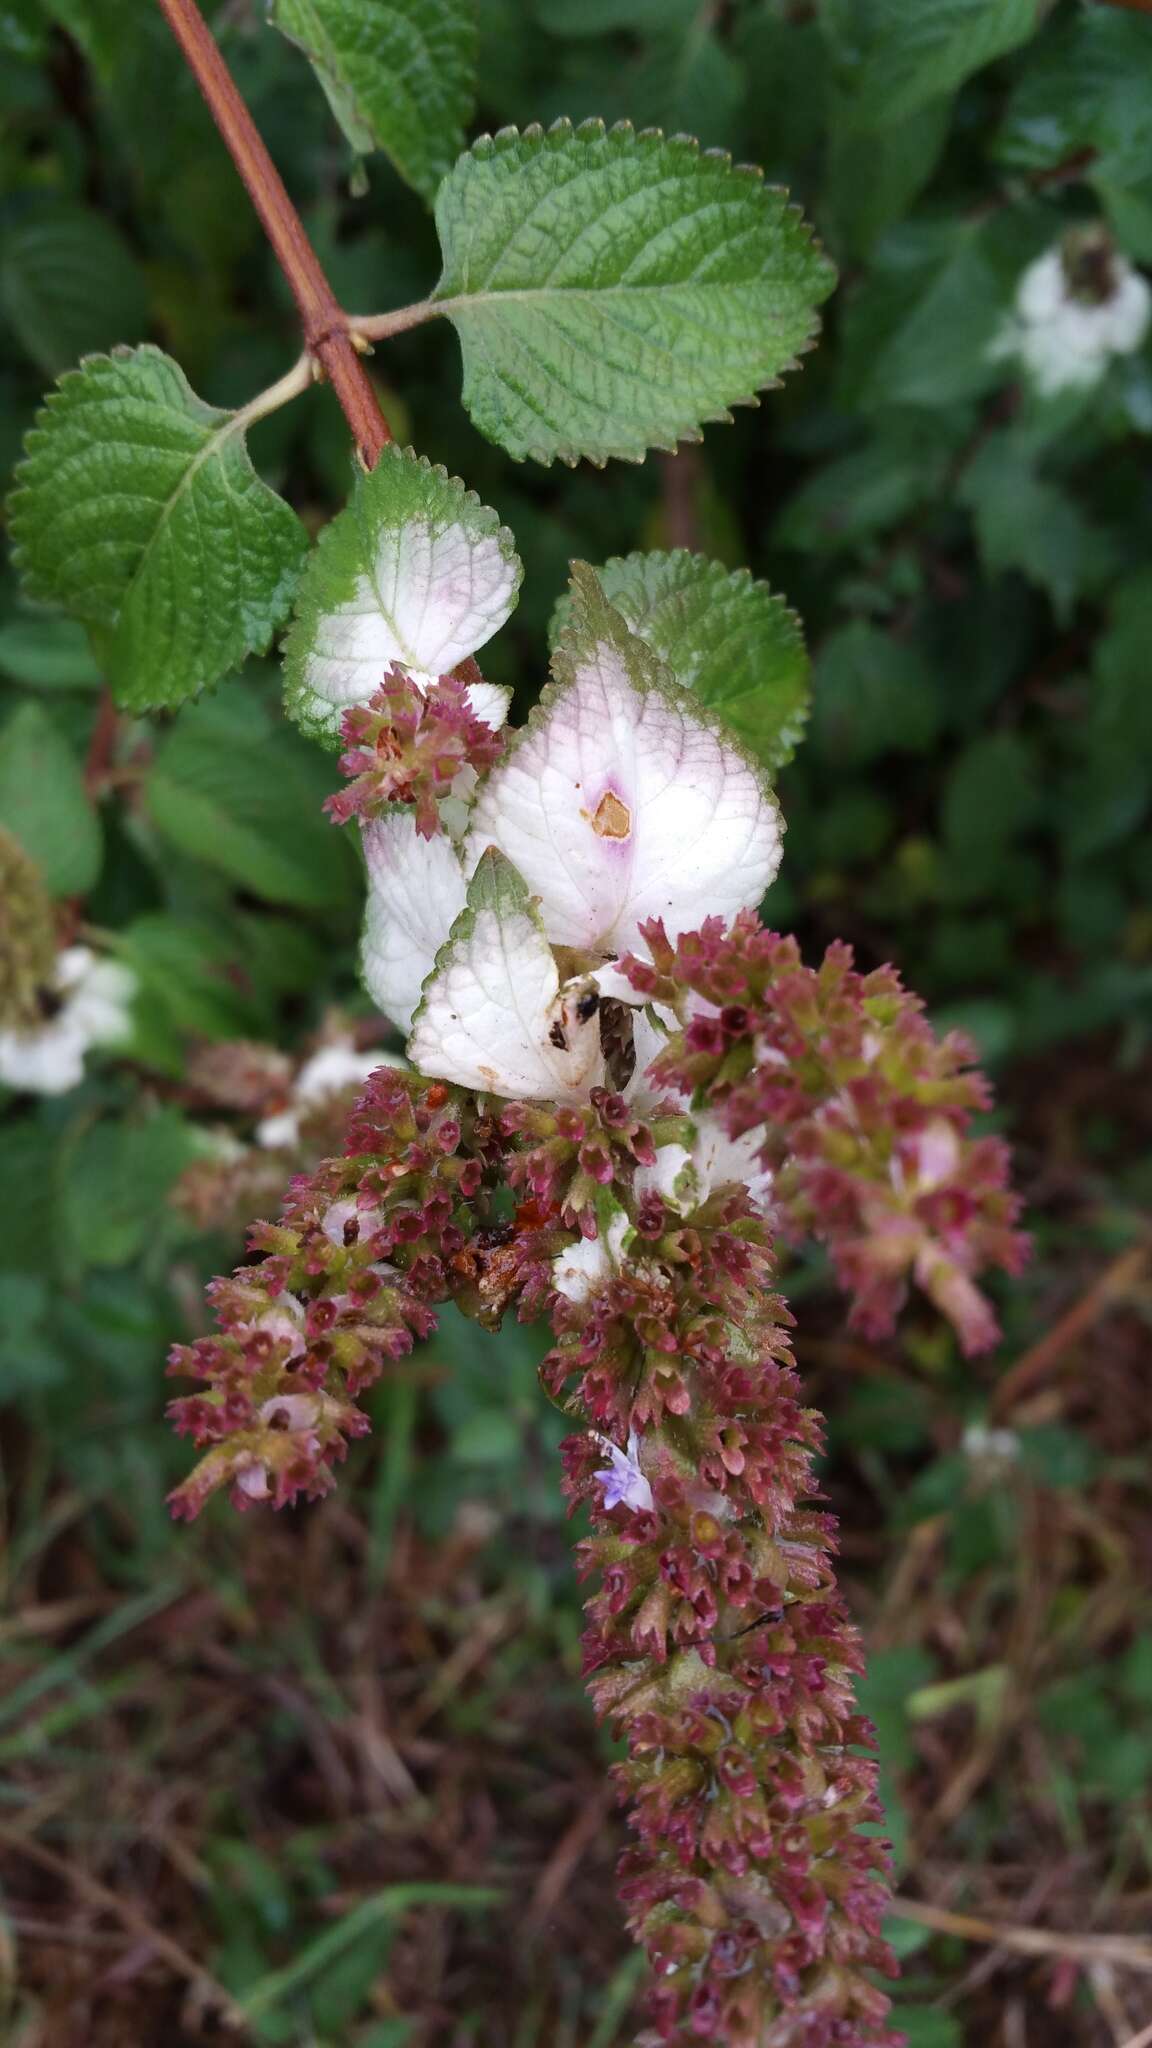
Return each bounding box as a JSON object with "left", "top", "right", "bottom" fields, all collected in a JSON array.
[
  {"left": 270, "top": 0, "right": 477, "bottom": 202},
  {"left": 465, "top": 563, "right": 782, "bottom": 953},
  {"left": 283, "top": 443, "right": 521, "bottom": 741},
  {"left": 145, "top": 698, "right": 357, "bottom": 910},
  {"left": 8, "top": 346, "right": 308, "bottom": 712},
  {"left": 408, "top": 848, "right": 603, "bottom": 1099},
  {"left": 0, "top": 203, "right": 149, "bottom": 376},
  {"left": 550, "top": 550, "right": 808, "bottom": 774},
  {"left": 0, "top": 702, "right": 102, "bottom": 894},
  {"left": 432, "top": 120, "right": 835, "bottom": 466},
  {"left": 822, "top": 0, "right": 1039, "bottom": 129}
]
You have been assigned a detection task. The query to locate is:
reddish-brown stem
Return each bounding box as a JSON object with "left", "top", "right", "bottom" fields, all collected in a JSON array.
[{"left": 154, "top": 0, "right": 391, "bottom": 467}]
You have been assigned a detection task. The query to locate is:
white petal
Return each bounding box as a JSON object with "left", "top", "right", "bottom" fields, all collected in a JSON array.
[
  {"left": 407, "top": 850, "right": 604, "bottom": 1101},
  {"left": 465, "top": 568, "right": 781, "bottom": 956},
  {"left": 361, "top": 813, "right": 469, "bottom": 1036},
  {"left": 1105, "top": 265, "right": 1151, "bottom": 353},
  {"left": 1016, "top": 250, "right": 1066, "bottom": 323}
]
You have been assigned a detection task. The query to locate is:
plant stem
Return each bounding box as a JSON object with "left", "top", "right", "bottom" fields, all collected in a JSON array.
[
  {"left": 347, "top": 300, "right": 442, "bottom": 343},
  {"left": 154, "top": 0, "right": 391, "bottom": 467}
]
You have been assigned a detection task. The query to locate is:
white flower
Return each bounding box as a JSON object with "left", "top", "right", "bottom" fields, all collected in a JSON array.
[
  {"left": 0, "top": 946, "right": 135, "bottom": 1097},
  {"left": 961, "top": 1421, "right": 1020, "bottom": 1470},
  {"left": 367, "top": 569, "right": 782, "bottom": 1105},
  {"left": 992, "top": 240, "right": 1151, "bottom": 397},
  {"left": 255, "top": 1042, "right": 401, "bottom": 1149},
  {"left": 636, "top": 1111, "right": 774, "bottom": 1217},
  {"left": 592, "top": 1429, "right": 654, "bottom": 1515},
  {"left": 551, "top": 1211, "right": 632, "bottom": 1304}
]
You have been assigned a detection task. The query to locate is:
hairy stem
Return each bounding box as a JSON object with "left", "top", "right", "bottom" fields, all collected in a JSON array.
[
  {"left": 347, "top": 300, "right": 443, "bottom": 343},
  {"left": 154, "top": 0, "right": 391, "bottom": 466}
]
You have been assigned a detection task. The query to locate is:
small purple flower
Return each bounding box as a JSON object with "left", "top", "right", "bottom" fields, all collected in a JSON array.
[{"left": 593, "top": 1429, "right": 654, "bottom": 1514}]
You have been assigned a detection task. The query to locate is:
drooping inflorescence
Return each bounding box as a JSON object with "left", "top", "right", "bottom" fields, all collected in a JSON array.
[{"left": 167, "top": 558, "right": 1028, "bottom": 2044}]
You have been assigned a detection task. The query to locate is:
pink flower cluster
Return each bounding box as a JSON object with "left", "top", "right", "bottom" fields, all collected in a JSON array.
[
  {"left": 324, "top": 667, "right": 504, "bottom": 837},
  {"left": 624, "top": 918, "right": 1028, "bottom": 1356},
  {"left": 169, "top": 916, "right": 1028, "bottom": 2042}
]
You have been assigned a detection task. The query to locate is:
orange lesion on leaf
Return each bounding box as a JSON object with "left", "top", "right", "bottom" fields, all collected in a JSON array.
[{"left": 589, "top": 790, "right": 631, "bottom": 840}]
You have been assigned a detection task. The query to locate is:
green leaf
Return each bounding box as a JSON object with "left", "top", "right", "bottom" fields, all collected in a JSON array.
[
  {"left": 811, "top": 621, "right": 940, "bottom": 767},
  {"left": 838, "top": 223, "right": 1004, "bottom": 414},
  {"left": 0, "top": 701, "right": 102, "bottom": 894},
  {"left": 824, "top": 89, "right": 951, "bottom": 257},
  {"left": 550, "top": 549, "right": 808, "bottom": 774},
  {"left": 998, "top": 12, "right": 1152, "bottom": 193},
  {"left": 431, "top": 119, "right": 836, "bottom": 465},
  {"left": 0, "top": 203, "right": 148, "bottom": 377},
  {"left": 775, "top": 425, "right": 950, "bottom": 553},
  {"left": 8, "top": 346, "right": 308, "bottom": 712},
  {"left": 145, "top": 698, "right": 357, "bottom": 910},
  {"left": 0, "top": 614, "right": 102, "bottom": 691},
  {"left": 958, "top": 438, "right": 1118, "bottom": 622},
  {"left": 821, "top": 0, "right": 1039, "bottom": 129},
  {"left": 270, "top": 0, "right": 477, "bottom": 202},
  {"left": 62, "top": 1110, "right": 196, "bottom": 1270},
  {"left": 283, "top": 443, "right": 521, "bottom": 741}
]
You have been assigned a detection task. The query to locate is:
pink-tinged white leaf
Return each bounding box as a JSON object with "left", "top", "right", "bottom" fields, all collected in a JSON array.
[
  {"left": 407, "top": 849, "right": 604, "bottom": 1101},
  {"left": 361, "top": 811, "right": 468, "bottom": 1035},
  {"left": 284, "top": 447, "right": 521, "bottom": 740},
  {"left": 464, "top": 565, "right": 781, "bottom": 955}
]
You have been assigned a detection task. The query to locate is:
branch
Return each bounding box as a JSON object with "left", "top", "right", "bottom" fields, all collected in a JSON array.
[{"left": 154, "top": 0, "right": 391, "bottom": 467}]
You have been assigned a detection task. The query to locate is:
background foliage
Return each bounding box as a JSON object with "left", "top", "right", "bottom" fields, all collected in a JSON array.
[{"left": 1, "top": 2, "right": 1151, "bottom": 2044}]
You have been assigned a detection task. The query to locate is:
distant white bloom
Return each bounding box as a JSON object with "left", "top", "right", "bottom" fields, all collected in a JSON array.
[
  {"left": 992, "top": 236, "right": 1151, "bottom": 397},
  {"left": 0, "top": 946, "right": 135, "bottom": 1096},
  {"left": 962, "top": 1421, "right": 1020, "bottom": 1468},
  {"left": 552, "top": 1211, "right": 632, "bottom": 1304},
  {"left": 256, "top": 1042, "right": 401, "bottom": 1149},
  {"left": 593, "top": 1428, "right": 654, "bottom": 1514}
]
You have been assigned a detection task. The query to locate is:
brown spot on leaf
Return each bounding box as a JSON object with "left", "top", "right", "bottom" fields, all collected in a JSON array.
[{"left": 590, "top": 790, "right": 631, "bottom": 839}]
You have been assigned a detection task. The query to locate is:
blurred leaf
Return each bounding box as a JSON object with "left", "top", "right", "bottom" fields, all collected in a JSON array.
[
  {"left": 959, "top": 437, "right": 1118, "bottom": 620},
  {"left": 270, "top": 0, "right": 477, "bottom": 202},
  {"left": 838, "top": 222, "right": 1003, "bottom": 413},
  {"left": 552, "top": 549, "right": 809, "bottom": 773},
  {"left": 0, "top": 700, "right": 101, "bottom": 893},
  {"left": 238, "top": 1885, "right": 499, "bottom": 2025},
  {"left": 821, "top": 0, "right": 1038, "bottom": 128},
  {"left": 432, "top": 120, "right": 836, "bottom": 465},
  {"left": 940, "top": 732, "right": 1040, "bottom": 890},
  {"left": 811, "top": 621, "right": 940, "bottom": 766},
  {"left": 9, "top": 346, "right": 308, "bottom": 711},
  {"left": 998, "top": 11, "right": 1152, "bottom": 191},
  {"left": 62, "top": 1110, "right": 196, "bottom": 1270},
  {"left": 776, "top": 425, "right": 950, "bottom": 553},
  {"left": 825, "top": 90, "right": 950, "bottom": 256},
  {"left": 0, "top": 202, "right": 148, "bottom": 376},
  {"left": 146, "top": 700, "right": 356, "bottom": 910},
  {"left": 0, "top": 613, "right": 102, "bottom": 690}
]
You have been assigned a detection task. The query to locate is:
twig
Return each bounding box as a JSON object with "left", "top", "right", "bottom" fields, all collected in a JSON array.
[
  {"left": 991, "top": 1241, "right": 1150, "bottom": 1420},
  {"left": 154, "top": 0, "right": 390, "bottom": 466},
  {"left": 0, "top": 1823, "right": 245, "bottom": 2026},
  {"left": 83, "top": 685, "right": 119, "bottom": 798},
  {"left": 891, "top": 1895, "right": 1152, "bottom": 1974}
]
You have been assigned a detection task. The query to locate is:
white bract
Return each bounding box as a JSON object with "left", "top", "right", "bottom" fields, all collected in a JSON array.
[
  {"left": 284, "top": 445, "right": 522, "bottom": 739},
  {"left": 636, "top": 1113, "right": 774, "bottom": 1218},
  {"left": 364, "top": 565, "right": 783, "bottom": 1105},
  {"left": 256, "top": 1041, "right": 400, "bottom": 1149},
  {"left": 0, "top": 946, "right": 135, "bottom": 1096},
  {"left": 992, "top": 241, "right": 1151, "bottom": 397},
  {"left": 552, "top": 1211, "right": 632, "bottom": 1304}
]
